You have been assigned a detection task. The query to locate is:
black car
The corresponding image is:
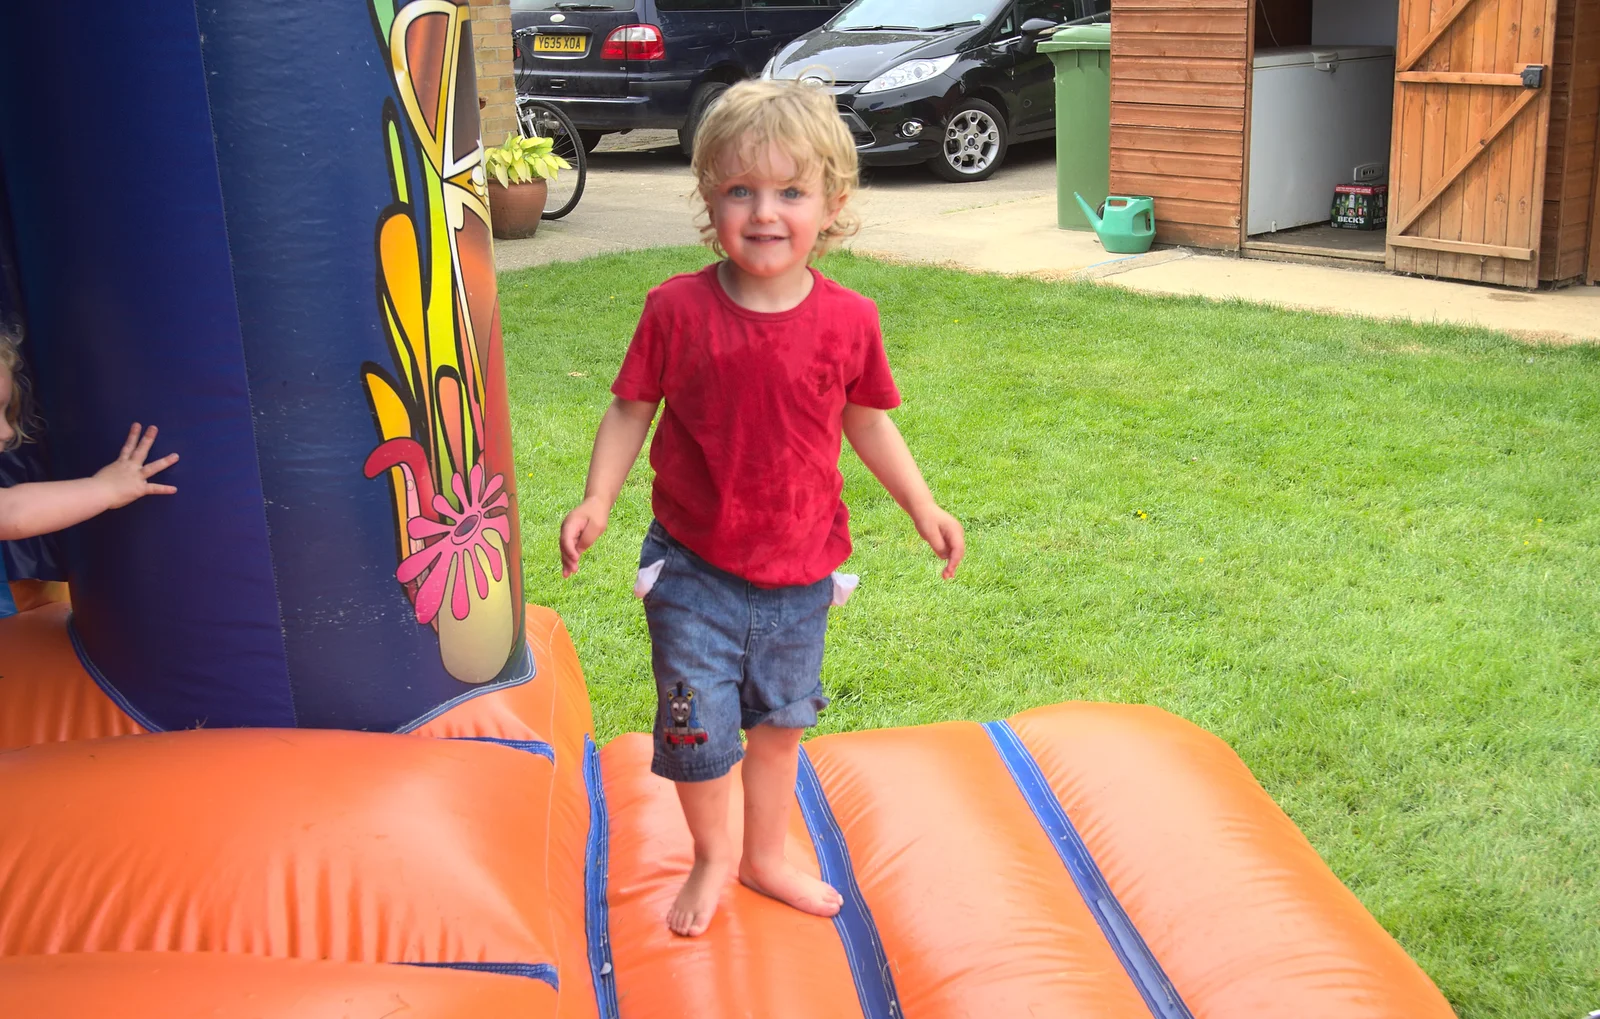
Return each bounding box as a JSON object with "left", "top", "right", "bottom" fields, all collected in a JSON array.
[
  {"left": 511, "top": 0, "right": 843, "bottom": 155},
  {"left": 766, "top": 0, "right": 1110, "bottom": 181}
]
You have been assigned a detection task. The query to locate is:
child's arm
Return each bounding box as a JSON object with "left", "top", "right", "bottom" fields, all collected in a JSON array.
[
  {"left": 0, "top": 424, "right": 178, "bottom": 541},
  {"left": 560, "top": 397, "right": 658, "bottom": 577},
  {"left": 843, "top": 404, "right": 964, "bottom": 579}
]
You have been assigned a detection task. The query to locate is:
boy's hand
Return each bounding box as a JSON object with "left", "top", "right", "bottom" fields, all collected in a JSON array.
[
  {"left": 94, "top": 424, "right": 179, "bottom": 509},
  {"left": 914, "top": 504, "right": 965, "bottom": 579},
  {"left": 560, "top": 496, "right": 611, "bottom": 577}
]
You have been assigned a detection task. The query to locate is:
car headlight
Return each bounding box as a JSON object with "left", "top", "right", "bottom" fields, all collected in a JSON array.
[
  {"left": 761, "top": 56, "right": 777, "bottom": 80},
  {"left": 860, "top": 55, "right": 958, "bottom": 94}
]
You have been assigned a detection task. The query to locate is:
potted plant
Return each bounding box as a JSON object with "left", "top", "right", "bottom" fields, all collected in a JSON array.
[{"left": 484, "top": 133, "right": 570, "bottom": 239}]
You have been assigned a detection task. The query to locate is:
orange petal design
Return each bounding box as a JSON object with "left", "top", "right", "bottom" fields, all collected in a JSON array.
[
  {"left": 449, "top": 21, "right": 481, "bottom": 172},
  {"left": 405, "top": 11, "right": 449, "bottom": 141},
  {"left": 388, "top": 1, "right": 462, "bottom": 174},
  {"left": 379, "top": 215, "right": 427, "bottom": 391},
  {"left": 455, "top": 205, "right": 496, "bottom": 373}
]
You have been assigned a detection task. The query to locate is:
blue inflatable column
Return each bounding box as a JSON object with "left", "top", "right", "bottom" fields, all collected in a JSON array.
[{"left": 0, "top": 0, "right": 528, "bottom": 731}]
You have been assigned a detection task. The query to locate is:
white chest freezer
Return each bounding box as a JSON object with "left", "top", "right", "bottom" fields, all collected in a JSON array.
[{"left": 1247, "top": 45, "right": 1395, "bottom": 235}]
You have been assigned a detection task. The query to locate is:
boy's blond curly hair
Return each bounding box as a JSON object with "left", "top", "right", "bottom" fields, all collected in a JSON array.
[
  {"left": 689, "top": 78, "right": 860, "bottom": 259},
  {"left": 0, "top": 326, "right": 36, "bottom": 451}
]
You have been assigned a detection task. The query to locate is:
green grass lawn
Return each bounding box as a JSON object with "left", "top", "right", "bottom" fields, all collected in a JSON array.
[{"left": 499, "top": 247, "right": 1599, "bottom": 1019}]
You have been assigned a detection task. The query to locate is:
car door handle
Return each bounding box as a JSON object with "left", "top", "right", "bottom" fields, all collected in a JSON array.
[{"left": 751, "top": 28, "right": 772, "bottom": 37}]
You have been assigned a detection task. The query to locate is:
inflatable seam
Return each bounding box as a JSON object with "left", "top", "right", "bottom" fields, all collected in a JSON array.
[
  {"left": 795, "top": 747, "right": 902, "bottom": 1019},
  {"left": 403, "top": 960, "right": 559, "bottom": 989},
  {"left": 584, "top": 735, "right": 620, "bottom": 1018},
  {"left": 448, "top": 736, "right": 555, "bottom": 761},
  {"left": 982, "top": 721, "right": 1194, "bottom": 1019},
  {"left": 65, "top": 614, "right": 164, "bottom": 733},
  {"left": 393, "top": 638, "right": 538, "bottom": 733}
]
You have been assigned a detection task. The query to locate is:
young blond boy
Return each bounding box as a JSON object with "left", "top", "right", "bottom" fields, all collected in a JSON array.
[{"left": 560, "top": 80, "right": 963, "bottom": 937}]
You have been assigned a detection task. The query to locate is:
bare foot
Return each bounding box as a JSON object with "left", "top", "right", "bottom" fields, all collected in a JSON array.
[
  {"left": 739, "top": 855, "right": 844, "bottom": 918},
  {"left": 667, "top": 855, "right": 732, "bottom": 937}
]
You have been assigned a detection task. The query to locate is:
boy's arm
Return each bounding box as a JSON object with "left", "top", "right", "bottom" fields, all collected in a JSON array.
[
  {"left": 842, "top": 403, "right": 964, "bottom": 579},
  {"left": 0, "top": 424, "right": 178, "bottom": 541},
  {"left": 560, "top": 397, "right": 658, "bottom": 576}
]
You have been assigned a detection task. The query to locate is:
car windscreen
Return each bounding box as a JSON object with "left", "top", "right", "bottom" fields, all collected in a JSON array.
[
  {"left": 512, "top": 0, "right": 639, "bottom": 13},
  {"left": 830, "top": 0, "right": 1007, "bottom": 32}
]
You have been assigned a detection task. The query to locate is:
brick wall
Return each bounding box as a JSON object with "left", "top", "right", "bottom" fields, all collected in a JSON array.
[{"left": 468, "top": 0, "right": 518, "bottom": 147}]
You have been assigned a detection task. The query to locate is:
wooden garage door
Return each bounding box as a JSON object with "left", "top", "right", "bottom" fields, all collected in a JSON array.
[{"left": 1389, "top": 0, "right": 1561, "bottom": 287}]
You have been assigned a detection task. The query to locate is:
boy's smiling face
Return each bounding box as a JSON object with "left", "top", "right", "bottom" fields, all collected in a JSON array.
[{"left": 704, "top": 140, "right": 843, "bottom": 283}]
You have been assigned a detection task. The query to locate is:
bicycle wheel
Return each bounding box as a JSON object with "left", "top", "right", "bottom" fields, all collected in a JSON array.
[{"left": 515, "top": 99, "right": 587, "bottom": 220}]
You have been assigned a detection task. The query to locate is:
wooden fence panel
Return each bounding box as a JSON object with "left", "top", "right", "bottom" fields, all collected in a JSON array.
[{"left": 1111, "top": 0, "right": 1251, "bottom": 249}]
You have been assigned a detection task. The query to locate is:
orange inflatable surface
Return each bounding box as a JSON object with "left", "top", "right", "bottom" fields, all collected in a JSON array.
[
  {"left": 0, "top": 953, "right": 558, "bottom": 1018},
  {"left": 0, "top": 600, "right": 1457, "bottom": 1018}
]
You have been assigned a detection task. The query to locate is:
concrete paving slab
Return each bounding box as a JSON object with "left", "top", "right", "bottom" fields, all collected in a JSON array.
[
  {"left": 494, "top": 129, "right": 1599, "bottom": 343},
  {"left": 1106, "top": 253, "right": 1600, "bottom": 343},
  {"left": 850, "top": 195, "right": 1112, "bottom": 276}
]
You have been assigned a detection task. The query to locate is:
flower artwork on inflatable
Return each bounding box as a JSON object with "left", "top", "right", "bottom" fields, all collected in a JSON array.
[{"left": 361, "top": 0, "right": 524, "bottom": 684}]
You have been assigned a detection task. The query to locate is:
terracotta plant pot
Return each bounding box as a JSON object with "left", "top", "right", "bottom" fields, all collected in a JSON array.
[{"left": 487, "top": 179, "right": 548, "bottom": 239}]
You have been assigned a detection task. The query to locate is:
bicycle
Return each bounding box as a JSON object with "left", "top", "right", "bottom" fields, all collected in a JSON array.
[{"left": 511, "top": 32, "right": 587, "bottom": 220}]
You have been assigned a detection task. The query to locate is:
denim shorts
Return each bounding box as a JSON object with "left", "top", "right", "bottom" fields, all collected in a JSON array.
[{"left": 637, "top": 521, "right": 835, "bottom": 783}]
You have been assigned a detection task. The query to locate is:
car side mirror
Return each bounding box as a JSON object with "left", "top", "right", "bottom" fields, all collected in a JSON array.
[{"left": 1018, "top": 18, "right": 1057, "bottom": 53}]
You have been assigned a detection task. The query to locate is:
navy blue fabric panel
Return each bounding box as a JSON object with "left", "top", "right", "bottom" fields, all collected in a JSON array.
[
  {"left": 795, "top": 747, "right": 900, "bottom": 1019},
  {"left": 0, "top": 155, "right": 22, "bottom": 331},
  {"left": 190, "top": 0, "right": 514, "bottom": 730},
  {"left": 392, "top": 642, "right": 538, "bottom": 734},
  {"left": 584, "top": 736, "right": 621, "bottom": 1019},
  {"left": 0, "top": 4, "right": 293, "bottom": 728},
  {"left": 450, "top": 735, "right": 556, "bottom": 761},
  {"left": 983, "top": 721, "right": 1195, "bottom": 1019},
  {"left": 403, "top": 960, "right": 559, "bottom": 989}
]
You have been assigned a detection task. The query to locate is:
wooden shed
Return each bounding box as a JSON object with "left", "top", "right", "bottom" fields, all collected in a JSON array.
[{"left": 1109, "top": 0, "right": 1600, "bottom": 287}]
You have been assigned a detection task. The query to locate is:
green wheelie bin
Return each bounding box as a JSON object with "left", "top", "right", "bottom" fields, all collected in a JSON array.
[{"left": 1039, "top": 24, "right": 1112, "bottom": 230}]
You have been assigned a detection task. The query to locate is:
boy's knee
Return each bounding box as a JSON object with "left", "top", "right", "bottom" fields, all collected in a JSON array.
[{"left": 744, "top": 725, "right": 804, "bottom": 754}]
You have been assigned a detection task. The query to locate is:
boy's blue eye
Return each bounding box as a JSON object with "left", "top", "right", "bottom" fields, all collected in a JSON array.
[
  {"left": 729, "top": 185, "right": 750, "bottom": 198},
  {"left": 782, "top": 187, "right": 803, "bottom": 199}
]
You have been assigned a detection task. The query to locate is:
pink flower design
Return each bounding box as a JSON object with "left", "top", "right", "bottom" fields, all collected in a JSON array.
[{"left": 396, "top": 462, "right": 511, "bottom": 624}]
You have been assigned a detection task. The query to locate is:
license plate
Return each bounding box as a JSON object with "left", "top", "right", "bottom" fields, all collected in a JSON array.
[{"left": 533, "top": 34, "right": 585, "bottom": 54}]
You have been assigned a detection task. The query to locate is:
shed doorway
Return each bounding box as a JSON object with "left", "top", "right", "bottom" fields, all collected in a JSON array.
[
  {"left": 1242, "top": 0, "right": 1400, "bottom": 268},
  {"left": 1107, "top": 0, "right": 1596, "bottom": 284}
]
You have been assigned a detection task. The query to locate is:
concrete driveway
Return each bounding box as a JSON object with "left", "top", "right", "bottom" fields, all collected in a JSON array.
[
  {"left": 493, "top": 129, "right": 1088, "bottom": 272},
  {"left": 495, "top": 130, "right": 1600, "bottom": 343}
]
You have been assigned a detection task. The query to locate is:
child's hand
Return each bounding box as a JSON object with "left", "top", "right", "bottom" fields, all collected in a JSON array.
[
  {"left": 94, "top": 424, "right": 179, "bottom": 509},
  {"left": 560, "top": 496, "right": 611, "bottom": 577},
  {"left": 914, "top": 504, "right": 965, "bottom": 579}
]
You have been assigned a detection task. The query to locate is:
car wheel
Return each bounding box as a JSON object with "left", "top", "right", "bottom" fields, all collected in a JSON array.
[
  {"left": 579, "top": 130, "right": 606, "bottom": 154},
  {"left": 929, "top": 98, "right": 1008, "bottom": 183},
  {"left": 679, "top": 81, "right": 732, "bottom": 158}
]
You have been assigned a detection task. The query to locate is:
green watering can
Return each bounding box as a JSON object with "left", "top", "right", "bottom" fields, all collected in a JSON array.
[{"left": 1074, "top": 193, "right": 1156, "bottom": 254}]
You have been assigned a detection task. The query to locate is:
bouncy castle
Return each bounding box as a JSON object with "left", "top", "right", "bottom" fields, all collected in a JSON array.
[{"left": 0, "top": 3, "right": 1461, "bottom": 1016}]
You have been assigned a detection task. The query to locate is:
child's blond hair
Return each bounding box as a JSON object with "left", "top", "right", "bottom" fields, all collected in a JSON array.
[
  {"left": 0, "top": 325, "right": 35, "bottom": 451},
  {"left": 690, "top": 78, "right": 860, "bottom": 259}
]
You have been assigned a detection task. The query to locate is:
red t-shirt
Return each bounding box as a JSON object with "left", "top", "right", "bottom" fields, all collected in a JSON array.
[{"left": 611, "top": 265, "right": 901, "bottom": 587}]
